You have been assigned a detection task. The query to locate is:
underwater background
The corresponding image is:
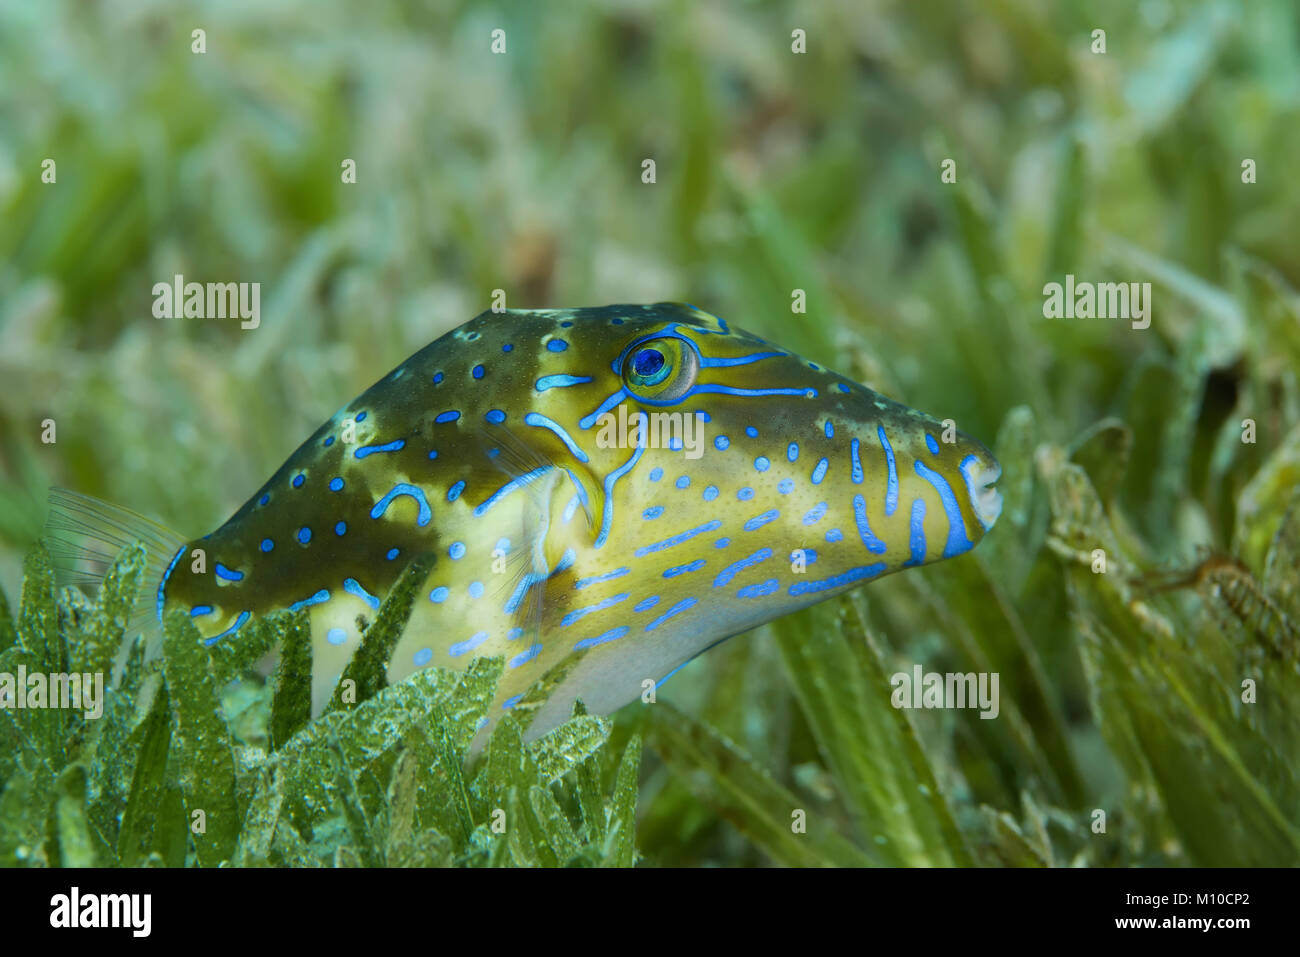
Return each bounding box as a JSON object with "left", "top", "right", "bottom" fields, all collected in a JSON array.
[{"left": 1, "top": 0, "right": 1298, "bottom": 866}]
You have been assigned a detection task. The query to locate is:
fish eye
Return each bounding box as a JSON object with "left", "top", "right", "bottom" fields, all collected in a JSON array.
[{"left": 621, "top": 335, "right": 698, "bottom": 402}]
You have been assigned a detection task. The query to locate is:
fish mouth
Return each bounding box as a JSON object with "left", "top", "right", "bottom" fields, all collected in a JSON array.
[{"left": 960, "top": 455, "right": 1003, "bottom": 531}]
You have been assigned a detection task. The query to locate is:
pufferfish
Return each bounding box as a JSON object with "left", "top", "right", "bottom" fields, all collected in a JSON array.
[{"left": 47, "top": 303, "right": 1002, "bottom": 739}]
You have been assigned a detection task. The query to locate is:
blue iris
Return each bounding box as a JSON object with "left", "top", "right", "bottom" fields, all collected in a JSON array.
[{"left": 632, "top": 348, "right": 668, "bottom": 384}]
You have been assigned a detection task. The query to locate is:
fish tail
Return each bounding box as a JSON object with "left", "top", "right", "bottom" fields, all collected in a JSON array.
[{"left": 42, "top": 488, "right": 188, "bottom": 669}]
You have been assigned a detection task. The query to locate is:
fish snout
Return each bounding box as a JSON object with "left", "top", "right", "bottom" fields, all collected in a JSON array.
[{"left": 958, "top": 445, "right": 1003, "bottom": 532}]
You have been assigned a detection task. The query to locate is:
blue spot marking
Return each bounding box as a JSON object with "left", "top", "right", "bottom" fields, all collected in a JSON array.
[
  {"left": 449, "top": 541, "right": 466, "bottom": 560},
  {"left": 547, "top": 339, "right": 568, "bottom": 352},
  {"left": 926, "top": 433, "right": 940, "bottom": 455},
  {"left": 323, "top": 436, "right": 334, "bottom": 447},
  {"left": 703, "top": 485, "right": 719, "bottom": 501},
  {"left": 803, "top": 502, "right": 828, "bottom": 525},
  {"left": 850, "top": 438, "right": 863, "bottom": 484},
  {"left": 413, "top": 648, "right": 433, "bottom": 666},
  {"left": 714, "top": 537, "right": 731, "bottom": 548},
  {"left": 260, "top": 539, "right": 273, "bottom": 553},
  {"left": 204, "top": 610, "right": 250, "bottom": 646},
  {"left": 878, "top": 426, "right": 898, "bottom": 516},
  {"left": 562, "top": 593, "right": 629, "bottom": 627},
  {"left": 744, "top": 509, "right": 780, "bottom": 532},
  {"left": 812, "top": 458, "right": 829, "bottom": 484},
  {"left": 190, "top": 605, "right": 213, "bottom": 617},
  {"left": 344, "top": 577, "right": 380, "bottom": 609},
  {"left": 430, "top": 586, "right": 449, "bottom": 603},
  {"left": 292, "top": 474, "right": 305, "bottom": 488},
  {"left": 433, "top": 372, "right": 444, "bottom": 384},
  {"left": 738, "top": 487, "right": 754, "bottom": 501},
  {"left": 792, "top": 548, "right": 818, "bottom": 563},
  {"left": 778, "top": 478, "right": 795, "bottom": 494},
  {"left": 449, "top": 631, "right": 489, "bottom": 657},
  {"left": 258, "top": 493, "right": 269, "bottom": 506},
  {"left": 643, "top": 506, "right": 664, "bottom": 520},
  {"left": 663, "top": 559, "right": 706, "bottom": 578},
  {"left": 788, "top": 442, "right": 799, "bottom": 462},
  {"left": 289, "top": 589, "right": 330, "bottom": 612},
  {"left": 645, "top": 597, "right": 697, "bottom": 633},
  {"left": 788, "top": 564, "right": 887, "bottom": 597},
  {"left": 434, "top": 411, "right": 460, "bottom": 424},
  {"left": 473, "top": 364, "right": 485, "bottom": 379},
  {"left": 746, "top": 426, "right": 759, "bottom": 438},
  {"left": 473, "top": 465, "right": 551, "bottom": 516},
  {"left": 825, "top": 421, "right": 834, "bottom": 438},
  {"left": 536, "top": 374, "right": 593, "bottom": 391},
  {"left": 737, "top": 579, "right": 780, "bottom": 598},
  {"left": 914, "top": 461, "right": 974, "bottom": 558},
  {"left": 574, "top": 567, "right": 630, "bottom": 589},
  {"left": 507, "top": 628, "right": 523, "bottom": 641},
  {"left": 215, "top": 563, "right": 244, "bottom": 582},
  {"left": 755, "top": 456, "right": 770, "bottom": 472},
  {"left": 510, "top": 645, "right": 543, "bottom": 668},
  {"left": 523, "top": 412, "right": 590, "bottom": 463},
  {"left": 634, "top": 596, "right": 660, "bottom": 612},
  {"left": 826, "top": 528, "right": 844, "bottom": 542},
  {"left": 386, "top": 548, "right": 400, "bottom": 560},
  {"left": 297, "top": 527, "right": 312, "bottom": 544},
  {"left": 355, "top": 439, "right": 406, "bottom": 458},
  {"left": 329, "top": 477, "right": 344, "bottom": 492},
  {"left": 371, "top": 483, "right": 433, "bottom": 527},
  {"left": 649, "top": 467, "right": 663, "bottom": 482},
  {"left": 356, "top": 412, "right": 367, "bottom": 422},
  {"left": 334, "top": 521, "right": 347, "bottom": 536},
  {"left": 327, "top": 628, "right": 347, "bottom": 646},
  {"left": 468, "top": 581, "right": 484, "bottom": 599},
  {"left": 448, "top": 480, "right": 465, "bottom": 502},
  {"left": 495, "top": 537, "right": 512, "bottom": 554},
  {"left": 668, "top": 437, "right": 683, "bottom": 451},
  {"left": 574, "top": 625, "right": 630, "bottom": 650},
  {"left": 486, "top": 409, "right": 506, "bottom": 424},
  {"left": 635, "top": 519, "right": 723, "bottom": 557},
  {"left": 714, "top": 435, "right": 730, "bottom": 450},
  {"left": 428, "top": 450, "right": 439, "bottom": 460},
  {"left": 837, "top": 383, "right": 851, "bottom": 393},
  {"left": 852, "top": 494, "right": 889, "bottom": 554},
  {"left": 675, "top": 475, "right": 690, "bottom": 489},
  {"left": 503, "top": 343, "right": 514, "bottom": 352},
  {"left": 906, "top": 498, "right": 927, "bottom": 566},
  {"left": 714, "top": 548, "right": 772, "bottom": 587}
]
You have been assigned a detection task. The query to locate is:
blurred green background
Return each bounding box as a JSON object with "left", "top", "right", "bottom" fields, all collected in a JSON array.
[{"left": 2, "top": 0, "right": 1299, "bottom": 866}]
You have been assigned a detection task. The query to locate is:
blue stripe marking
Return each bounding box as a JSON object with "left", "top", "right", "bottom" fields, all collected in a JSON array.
[
  {"left": 156, "top": 545, "right": 185, "bottom": 623},
  {"left": 663, "top": 559, "right": 706, "bottom": 578},
  {"left": 574, "top": 567, "right": 630, "bottom": 589},
  {"left": 744, "top": 509, "right": 780, "bottom": 532},
  {"left": 289, "top": 589, "right": 330, "bottom": 612},
  {"left": 803, "top": 502, "right": 828, "bottom": 525},
  {"left": 574, "top": 625, "right": 630, "bottom": 650},
  {"left": 447, "top": 480, "right": 465, "bottom": 501},
  {"left": 504, "top": 572, "right": 543, "bottom": 614},
  {"left": 509, "top": 644, "right": 543, "bottom": 668},
  {"left": 913, "top": 461, "right": 975, "bottom": 558},
  {"left": 699, "top": 350, "right": 787, "bottom": 367},
  {"left": 579, "top": 388, "right": 629, "bottom": 430},
  {"left": 215, "top": 562, "right": 243, "bottom": 582},
  {"left": 788, "top": 563, "right": 887, "bottom": 597},
  {"left": 634, "top": 595, "right": 660, "bottom": 612},
  {"left": 852, "top": 494, "right": 889, "bottom": 554},
  {"left": 788, "top": 442, "right": 799, "bottom": 462},
  {"left": 635, "top": 519, "right": 723, "bottom": 557},
  {"left": 355, "top": 439, "right": 406, "bottom": 458},
  {"left": 825, "top": 420, "right": 834, "bottom": 438},
  {"left": 850, "top": 437, "right": 863, "bottom": 484},
  {"left": 926, "top": 433, "right": 940, "bottom": 455},
  {"left": 645, "top": 597, "right": 697, "bottom": 632},
  {"left": 371, "top": 483, "right": 433, "bottom": 526},
  {"left": 503, "top": 694, "right": 523, "bottom": 710},
  {"left": 714, "top": 548, "right": 772, "bottom": 587},
  {"left": 737, "top": 579, "right": 780, "bottom": 598},
  {"left": 878, "top": 426, "right": 898, "bottom": 515},
  {"left": 190, "top": 605, "right": 213, "bottom": 617},
  {"left": 524, "top": 412, "right": 590, "bottom": 463},
  {"left": 434, "top": 411, "right": 461, "bottom": 424},
  {"left": 596, "top": 418, "right": 647, "bottom": 547},
  {"left": 561, "top": 593, "right": 629, "bottom": 627},
  {"left": 536, "top": 374, "right": 593, "bottom": 391},
  {"left": 473, "top": 466, "right": 551, "bottom": 517},
  {"left": 906, "top": 498, "right": 927, "bottom": 566},
  {"left": 811, "top": 458, "right": 829, "bottom": 484},
  {"left": 204, "top": 610, "right": 250, "bottom": 646},
  {"left": 690, "top": 385, "right": 816, "bottom": 399},
  {"left": 343, "top": 577, "right": 380, "bottom": 610},
  {"left": 449, "top": 631, "right": 489, "bottom": 657}
]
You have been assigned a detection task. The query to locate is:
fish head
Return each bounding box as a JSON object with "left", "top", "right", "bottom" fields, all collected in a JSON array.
[{"left": 528, "top": 302, "right": 1001, "bottom": 628}]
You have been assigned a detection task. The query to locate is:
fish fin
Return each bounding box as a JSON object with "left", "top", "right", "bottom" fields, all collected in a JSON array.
[{"left": 42, "top": 488, "right": 187, "bottom": 669}]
